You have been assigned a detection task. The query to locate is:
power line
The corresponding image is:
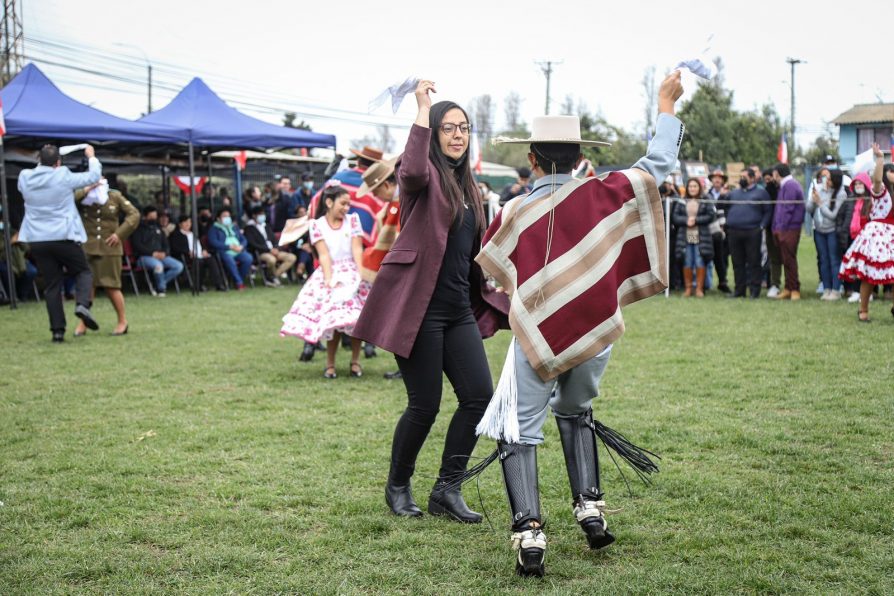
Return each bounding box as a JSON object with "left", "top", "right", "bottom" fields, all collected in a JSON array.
[{"left": 23, "top": 34, "right": 411, "bottom": 129}]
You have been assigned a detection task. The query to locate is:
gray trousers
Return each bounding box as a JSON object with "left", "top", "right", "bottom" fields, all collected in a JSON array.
[{"left": 514, "top": 340, "right": 612, "bottom": 445}]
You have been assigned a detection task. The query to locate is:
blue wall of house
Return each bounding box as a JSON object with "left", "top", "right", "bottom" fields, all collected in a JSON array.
[{"left": 839, "top": 125, "right": 857, "bottom": 163}]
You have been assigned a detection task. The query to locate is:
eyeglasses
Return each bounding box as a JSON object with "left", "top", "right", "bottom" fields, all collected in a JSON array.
[{"left": 439, "top": 123, "right": 472, "bottom": 135}]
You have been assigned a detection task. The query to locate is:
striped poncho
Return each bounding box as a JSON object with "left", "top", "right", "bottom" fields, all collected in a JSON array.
[{"left": 475, "top": 168, "right": 667, "bottom": 382}]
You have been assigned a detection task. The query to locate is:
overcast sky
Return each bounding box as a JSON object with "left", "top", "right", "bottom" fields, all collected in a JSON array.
[{"left": 23, "top": 0, "right": 894, "bottom": 157}]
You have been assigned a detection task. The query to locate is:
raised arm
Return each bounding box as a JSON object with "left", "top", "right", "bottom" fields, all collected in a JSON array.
[
  {"left": 632, "top": 71, "right": 685, "bottom": 183},
  {"left": 62, "top": 145, "right": 102, "bottom": 189},
  {"left": 871, "top": 143, "right": 884, "bottom": 195},
  {"left": 398, "top": 80, "right": 436, "bottom": 193}
]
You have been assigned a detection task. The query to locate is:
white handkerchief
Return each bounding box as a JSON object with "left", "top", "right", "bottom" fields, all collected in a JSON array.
[
  {"left": 852, "top": 148, "right": 875, "bottom": 175},
  {"left": 82, "top": 180, "right": 109, "bottom": 206},
  {"left": 674, "top": 57, "right": 718, "bottom": 80},
  {"left": 368, "top": 76, "right": 420, "bottom": 114}
]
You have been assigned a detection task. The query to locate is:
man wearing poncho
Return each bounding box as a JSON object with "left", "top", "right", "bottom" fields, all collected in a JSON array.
[{"left": 472, "top": 72, "right": 685, "bottom": 577}]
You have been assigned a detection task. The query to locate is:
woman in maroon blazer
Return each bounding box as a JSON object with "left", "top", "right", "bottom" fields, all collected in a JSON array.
[{"left": 353, "top": 80, "right": 508, "bottom": 522}]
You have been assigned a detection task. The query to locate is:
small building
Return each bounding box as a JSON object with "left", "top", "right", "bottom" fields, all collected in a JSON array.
[{"left": 832, "top": 103, "right": 894, "bottom": 163}]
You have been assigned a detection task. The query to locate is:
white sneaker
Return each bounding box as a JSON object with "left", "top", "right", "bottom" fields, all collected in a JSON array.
[
  {"left": 827, "top": 290, "right": 841, "bottom": 301},
  {"left": 766, "top": 286, "right": 780, "bottom": 299},
  {"left": 820, "top": 289, "right": 832, "bottom": 301},
  {"left": 156, "top": 292, "right": 166, "bottom": 298},
  {"left": 847, "top": 292, "right": 861, "bottom": 303},
  {"left": 263, "top": 279, "right": 277, "bottom": 288},
  {"left": 816, "top": 282, "right": 824, "bottom": 294}
]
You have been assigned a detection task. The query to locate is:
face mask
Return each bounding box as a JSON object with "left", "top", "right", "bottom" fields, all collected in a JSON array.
[
  {"left": 257, "top": 214, "right": 266, "bottom": 224},
  {"left": 222, "top": 216, "right": 233, "bottom": 227},
  {"left": 303, "top": 181, "right": 313, "bottom": 190},
  {"left": 854, "top": 184, "right": 865, "bottom": 195},
  {"left": 739, "top": 178, "right": 749, "bottom": 189}
]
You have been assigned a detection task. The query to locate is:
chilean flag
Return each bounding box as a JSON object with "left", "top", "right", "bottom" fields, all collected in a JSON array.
[
  {"left": 777, "top": 133, "right": 788, "bottom": 164},
  {"left": 0, "top": 97, "right": 6, "bottom": 137},
  {"left": 470, "top": 133, "right": 482, "bottom": 175},
  {"left": 890, "top": 132, "right": 894, "bottom": 157}
]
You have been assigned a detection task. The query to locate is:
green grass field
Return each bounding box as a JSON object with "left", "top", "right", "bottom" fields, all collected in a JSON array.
[{"left": 2, "top": 241, "right": 893, "bottom": 594}]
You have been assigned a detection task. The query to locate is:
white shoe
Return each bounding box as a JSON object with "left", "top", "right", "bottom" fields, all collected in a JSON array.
[
  {"left": 820, "top": 289, "right": 832, "bottom": 301},
  {"left": 263, "top": 279, "right": 277, "bottom": 288},
  {"left": 847, "top": 292, "right": 861, "bottom": 303},
  {"left": 816, "top": 282, "right": 824, "bottom": 294},
  {"left": 273, "top": 278, "right": 283, "bottom": 287},
  {"left": 827, "top": 290, "right": 841, "bottom": 301},
  {"left": 156, "top": 292, "right": 166, "bottom": 298},
  {"left": 766, "top": 286, "right": 780, "bottom": 298}
]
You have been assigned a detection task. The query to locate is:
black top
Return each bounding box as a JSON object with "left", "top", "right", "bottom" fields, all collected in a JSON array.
[{"left": 430, "top": 205, "right": 477, "bottom": 308}]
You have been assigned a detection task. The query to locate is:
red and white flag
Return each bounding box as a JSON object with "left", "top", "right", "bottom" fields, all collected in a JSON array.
[
  {"left": 172, "top": 176, "right": 207, "bottom": 194},
  {"left": 0, "top": 97, "right": 6, "bottom": 137},
  {"left": 777, "top": 133, "right": 788, "bottom": 164},
  {"left": 470, "top": 133, "right": 482, "bottom": 175}
]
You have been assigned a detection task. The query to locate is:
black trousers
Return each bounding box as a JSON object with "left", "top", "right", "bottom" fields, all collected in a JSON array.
[
  {"left": 712, "top": 231, "right": 729, "bottom": 285},
  {"left": 29, "top": 240, "right": 93, "bottom": 333},
  {"left": 390, "top": 299, "right": 493, "bottom": 484},
  {"left": 727, "top": 228, "right": 763, "bottom": 296}
]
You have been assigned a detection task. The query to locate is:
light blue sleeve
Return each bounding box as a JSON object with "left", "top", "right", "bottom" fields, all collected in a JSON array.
[
  {"left": 62, "top": 157, "right": 102, "bottom": 189},
  {"left": 632, "top": 113, "right": 684, "bottom": 183}
]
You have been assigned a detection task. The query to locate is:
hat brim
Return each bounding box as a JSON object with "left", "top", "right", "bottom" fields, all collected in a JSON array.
[
  {"left": 492, "top": 136, "right": 611, "bottom": 147},
  {"left": 356, "top": 157, "right": 397, "bottom": 197},
  {"left": 349, "top": 148, "right": 383, "bottom": 162}
]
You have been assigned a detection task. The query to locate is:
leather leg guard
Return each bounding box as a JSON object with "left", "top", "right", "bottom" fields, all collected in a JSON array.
[
  {"left": 499, "top": 442, "right": 545, "bottom": 577},
  {"left": 555, "top": 410, "right": 615, "bottom": 549}
]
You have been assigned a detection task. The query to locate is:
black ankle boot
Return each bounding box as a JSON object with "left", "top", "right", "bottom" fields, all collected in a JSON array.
[
  {"left": 499, "top": 442, "right": 545, "bottom": 577},
  {"left": 428, "top": 482, "right": 482, "bottom": 523},
  {"left": 555, "top": 410, "right": 615, "bottom": 549},
  {"left": 385, "top": 479, "right": 422, "bottom": 517}
]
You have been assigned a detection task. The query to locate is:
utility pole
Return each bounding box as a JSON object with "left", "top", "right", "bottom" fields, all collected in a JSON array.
[
  {"left": 786, "top": 57, "right": 803, "bottom": 151},
  {"left": 535, "top": 60, "right": 562, "bottom": 115},
  {"left": 1, "top": 0, "right": 24, "bottom": 86},
  {"left": 147, "top": 64, "right": 153, "bottom": 113}
]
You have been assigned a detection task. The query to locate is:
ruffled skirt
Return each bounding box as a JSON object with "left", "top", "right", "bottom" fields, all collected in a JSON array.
[
  {"left": 280, "top": 258, "right": 370, "bottom": 342},
  {"left": 839, "top": 221, "right": 894, "bottom": 284}
]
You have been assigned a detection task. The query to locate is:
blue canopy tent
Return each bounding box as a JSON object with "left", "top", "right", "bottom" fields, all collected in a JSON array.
[
  {"left": 0, "top": 64, "right": 184, "bottom": 307},
  {"left": 137, "top": 77, "right": 336, "bottom": 294},
  {"left": 138, "top": 77, "right": 336, "bottom": 150},
  {"left": 0, "top": 64, "right": 184, "bottom": 146}
]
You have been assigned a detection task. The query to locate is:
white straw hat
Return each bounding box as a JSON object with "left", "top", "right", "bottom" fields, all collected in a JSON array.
[{"left": 492, "top": 115, "right": 610, "bottom": 147}]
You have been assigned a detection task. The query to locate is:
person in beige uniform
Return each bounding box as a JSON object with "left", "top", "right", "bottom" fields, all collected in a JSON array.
[{"left": 74, "top": 179, "right": 140, "bottom": 336}]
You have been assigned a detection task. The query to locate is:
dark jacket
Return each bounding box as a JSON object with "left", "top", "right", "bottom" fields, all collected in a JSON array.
[
  {"left": 352, "top": 124, "right": 509, "bottom": 358},
  {"left": 243, "top": 221, "right": 274, "bottom": 254},
  {"left": 131, "top": 221, "right": 170, "bottom": 257},
  {"left": 835, "top": 192, "right": 856, "bottom": 251},
  {"left": 672, "top": 199, "right": 716, "bottom": 262},
  {"left": 169, "top": 228, "right": 198, "bottom": 262},
  {"left": 725, "top": 185, "right": 772, "bottom": 230}
]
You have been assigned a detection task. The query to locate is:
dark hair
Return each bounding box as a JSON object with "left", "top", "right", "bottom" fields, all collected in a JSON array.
[
  {"left": 685, "top": 177, "right": 704, "bottom": 198},
  {"left": 773, "top": 163, "right": 791, "bottom": 178},
  {"left": 428, "top": 101, "right": 484, "bottom": 232},
  {"left": 357, "top": 156, "right": 376, "bottom": 169},
  {"left": 316, "top": 185, "right": 349, "bottom": 219},
  {"left": 829, "top": 169, "right": 843, "bottom": 210},
  {"left": 142, "top": 205, "right": 158, "bottom": 216},
  {"left": 216, "top": 208, "right": 232, "bottom": 219},
  {"left": 883, "top": 163, "right": 894, "bottom": 197},
  {"left": 177, "top": 214, "right": 191, "bottom": 224},
  {"left": 250, "top": 205, "right": 265, "bottom": 217},
  {"left": 39, "top": 144, "right": 60, "bottom": 166},
  {"left": 762, "top": 168, "right": 774, "bottom": 178},
  {"left": 517, "top": 166, "right": 532, "bottom": 178},
  {"left": 530, "top": 143, "right": 580, "bottom": 175}
]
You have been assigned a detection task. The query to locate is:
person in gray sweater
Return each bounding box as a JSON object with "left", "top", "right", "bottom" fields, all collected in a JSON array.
[
  {"left": 725, "top": 169, "right": 772, "bottom": 298},
  {"left": 807, "top": 169, "right": 846, "bottom": 300}
]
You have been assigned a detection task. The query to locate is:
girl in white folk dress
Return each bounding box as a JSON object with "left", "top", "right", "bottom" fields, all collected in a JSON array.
[
  {"left": 839, "top": 143, "right": 894, "bottom": 322},
  {"left": 281, "top": 185, "right": 370, "bottom": 377}
]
